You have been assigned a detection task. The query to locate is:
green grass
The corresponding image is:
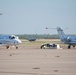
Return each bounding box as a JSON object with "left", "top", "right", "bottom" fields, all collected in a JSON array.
[{"left": 20, "top": 39, "right": 67, "bottom": 47}]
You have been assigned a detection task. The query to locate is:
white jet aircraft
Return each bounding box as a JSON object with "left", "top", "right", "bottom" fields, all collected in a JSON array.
[{"left": 0, "top": 35, "right": 22, "bottom": 49}]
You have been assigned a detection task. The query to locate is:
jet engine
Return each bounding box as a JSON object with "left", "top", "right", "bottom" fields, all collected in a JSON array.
[{"left": 67, "top": 37, "right": 71, "bottom": 42}]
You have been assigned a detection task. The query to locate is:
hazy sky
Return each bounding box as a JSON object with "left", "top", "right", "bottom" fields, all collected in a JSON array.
[{"left": 0, "top": 0, "right": 76, "bottom": 34}]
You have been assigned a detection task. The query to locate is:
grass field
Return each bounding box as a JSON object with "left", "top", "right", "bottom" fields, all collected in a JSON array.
[
  {"left": 21, "top": 39, "right": 59, "bottom": 45},
  {"left": 20, "top": 39, "right": 67, "bottom": 48}
]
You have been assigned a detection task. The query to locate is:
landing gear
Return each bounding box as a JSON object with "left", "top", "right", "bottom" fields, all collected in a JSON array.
[
  {"left": 73, "top": 45, "right": 75, "bottom": 48},
  {"left": 6, "top": 46, "right": 18, "bottom": 49},
  {"left": 68, "top": 45, "right": 71, "bottom": 49}
]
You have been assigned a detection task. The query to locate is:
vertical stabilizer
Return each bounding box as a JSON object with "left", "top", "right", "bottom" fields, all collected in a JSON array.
[{"left": 57, "top": 27, "right": 66, "bottom": 42}]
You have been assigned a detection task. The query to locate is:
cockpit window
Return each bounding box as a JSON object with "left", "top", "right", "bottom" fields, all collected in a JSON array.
[
  {"left": 11, "top": 36, "right": 15, "bottom": 39},
  {"left": 9, "top": 36, "right": 15, "bottom": 39}
]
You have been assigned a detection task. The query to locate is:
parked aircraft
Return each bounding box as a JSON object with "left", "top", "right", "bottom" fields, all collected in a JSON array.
[
  {"left": 46, "top": 27, "right": 76, "bottom": 49},
  {"left": 56, "top": 27, "right": 76, "bottom": 49},
  {"left": 28, "top": 38, "right": 36, "bottom": 41},
  {"left": 0, "top": 35, "right": 22, "bottom": 49}
]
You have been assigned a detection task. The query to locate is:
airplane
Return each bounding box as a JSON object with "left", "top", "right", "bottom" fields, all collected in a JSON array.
[
  {"left": 28, "top": 38, "right": 36, "bottom": 41},
  {"left": 0, "top": 35, "right": 22, "bottom": 49},
  {"left": 46, "top": 27, "right": 76, "bottom": 49},
  {"left": 56, "top": 27, "right": 76, "bottom": 49}
]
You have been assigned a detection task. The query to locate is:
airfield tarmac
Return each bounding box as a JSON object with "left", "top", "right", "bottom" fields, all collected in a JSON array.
[{"left": 0, "top": 46, "right": 76, "bottom": 75}]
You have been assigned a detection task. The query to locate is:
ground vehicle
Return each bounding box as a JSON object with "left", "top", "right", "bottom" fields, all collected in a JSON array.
[{"left": 41, "top": 43, "right": 57, "bottom": 49}]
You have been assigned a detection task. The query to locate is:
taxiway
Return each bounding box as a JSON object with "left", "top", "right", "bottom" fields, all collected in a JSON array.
[{"left": 0, "top": 46, "right": 76, "bottom": 75}]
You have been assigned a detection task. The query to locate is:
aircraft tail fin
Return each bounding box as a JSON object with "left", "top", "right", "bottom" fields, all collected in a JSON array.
[
  {"left": 57, "top": 27, "right": 66, "bottom": 41},
  {"left": 46, "top": 27, "right": 67, "bottom": 42}
]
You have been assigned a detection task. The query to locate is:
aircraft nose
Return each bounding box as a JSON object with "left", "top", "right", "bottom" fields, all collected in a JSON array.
[
  {"left": 15, "top": 40, "right": 22, "bottom": 44},
  {"left": 18, "top": 40, "right": 22, "bottom": 44}
]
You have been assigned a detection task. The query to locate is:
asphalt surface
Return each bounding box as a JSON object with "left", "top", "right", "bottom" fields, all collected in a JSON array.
[{"left": 0, "top": 46, "right": 76, "bottom": 75}]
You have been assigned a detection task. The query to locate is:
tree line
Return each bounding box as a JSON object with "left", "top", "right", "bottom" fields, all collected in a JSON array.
[{"left": 17, "top": 34, "right": 59, "bottom": 39}]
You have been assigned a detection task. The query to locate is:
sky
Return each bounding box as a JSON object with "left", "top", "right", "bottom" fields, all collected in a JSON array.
[{"left": 0, "top": 0, "right": 76, "bottom": 34}]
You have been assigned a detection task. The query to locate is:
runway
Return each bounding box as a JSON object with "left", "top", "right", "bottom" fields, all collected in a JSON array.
[{"left": 0, "top": 46, "right": 76, "bottom": 75}]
